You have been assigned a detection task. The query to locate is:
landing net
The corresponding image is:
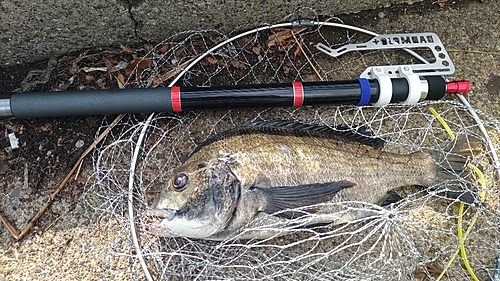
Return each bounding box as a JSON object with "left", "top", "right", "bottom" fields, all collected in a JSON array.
[{"left": 85, "top": 16, "right": 500, "bottom": 281}]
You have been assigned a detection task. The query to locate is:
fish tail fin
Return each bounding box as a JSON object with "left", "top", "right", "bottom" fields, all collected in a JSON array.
[{"left": 432, "top": 134, "right": 484, "bottom": 205}]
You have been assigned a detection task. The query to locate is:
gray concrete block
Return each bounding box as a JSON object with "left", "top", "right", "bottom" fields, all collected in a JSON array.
[
  {"left": 0, "top": 0, "right": 422, "bottom": 66},
  {"left": 131, "top": 0, "right": 423, "bottom": 40},
  {"left": 0, "top": 0, "right": 135, "bottom": 66}
]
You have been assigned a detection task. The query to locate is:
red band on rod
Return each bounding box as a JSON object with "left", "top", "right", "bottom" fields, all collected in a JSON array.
[
  {"left": 292, "top": 82, "right": 304, "bottom": 107},
  {"left": 171, "top": 86, "right": 182, "bottom": 112}
]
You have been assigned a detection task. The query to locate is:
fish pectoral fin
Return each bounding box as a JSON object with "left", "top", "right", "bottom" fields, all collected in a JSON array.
[{"left": 253, "top": 180, "right": 356, "bottom": 219}]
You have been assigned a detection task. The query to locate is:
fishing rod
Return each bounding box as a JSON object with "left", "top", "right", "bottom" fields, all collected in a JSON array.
[
  {"left": 0, "top": 74, "right": 470, "bottom": 119},
  {"left": 0, "top": 27, "right": 470, "bottom": 119}
]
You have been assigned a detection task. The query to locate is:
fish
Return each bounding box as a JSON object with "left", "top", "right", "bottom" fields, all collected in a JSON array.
[{"left": 146, "top": 120, "right": 481, "bottom": 240}]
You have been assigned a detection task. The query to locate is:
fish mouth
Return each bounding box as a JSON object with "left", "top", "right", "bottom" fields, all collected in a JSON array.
[
  {"left": 144, "top": 208, "right": 178, "bottom": 235},
  {"left": 146, "top": 208, "right": 177, "bottom": 220}
]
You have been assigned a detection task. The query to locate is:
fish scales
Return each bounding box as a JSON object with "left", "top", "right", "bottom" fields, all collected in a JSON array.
[{"left": 188, "top": 132, "right": 435, "bottom": 204}]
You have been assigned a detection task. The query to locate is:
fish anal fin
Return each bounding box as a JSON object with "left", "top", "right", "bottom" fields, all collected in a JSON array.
[
  {"left": 380, "top": 190, "right": 404, "bottom": 207},
  {"left": 433, "top": 134, "right": 485, "bottom": 206},
  {"left": 254, "top": 180, "right": 356, "bottom": 219}
]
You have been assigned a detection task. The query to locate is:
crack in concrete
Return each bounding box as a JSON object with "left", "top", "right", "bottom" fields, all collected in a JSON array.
[{"left": 123, "top": 0, "right": 147, "bottom": 42}]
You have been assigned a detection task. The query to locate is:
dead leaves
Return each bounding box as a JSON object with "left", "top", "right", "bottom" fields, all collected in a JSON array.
[
  {"left": 266, "top": 27, "right": 307, "bottom": 51},
  {"left": 158, "top": 43, "right": 174, "bottom": 54},
  {"left": 252, "top": 45, "right": 262, "bottom": 56},
  {"left": 204, "top": 56, "right": 218, "bottom": 65},
  {"left": 50, "top": 43, "right": 198, "bottom": 90},
  {"left": 149, "top": 58, "right": 194, "bottom": 88},
  {"left": 196, "top": 27, "right": 309, "bottom": 75},
  {"left": 40, "top": 26, "right": 313, "bottom": 93},
  {"left": 201, "top": 56, "right": 248, "bottom": 71},
  {"left": 293, "top": 38, "right": 304, "bottom": 60},
  {"left": 124, "top": 55, "right": 152, "bottom": 75},
  {"left": 119, "top": 44, "right": 134, "bottom": 53},
  {"left": 412, "top": 260, "right": 448, "bottom": 281}
]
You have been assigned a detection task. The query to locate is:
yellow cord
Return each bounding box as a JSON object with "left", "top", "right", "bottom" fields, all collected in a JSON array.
[
  {"left": 456, "top": 164, "right": 486, "bottom": 281},
  {"left": 429, "top": 107, "right": 456, "bottom": 140},
  {"left": 430, "top": 107, "right": 486, "bottom": 281},
  {"left": 437, "top": 192, "right": 482, "bottom": 281}
]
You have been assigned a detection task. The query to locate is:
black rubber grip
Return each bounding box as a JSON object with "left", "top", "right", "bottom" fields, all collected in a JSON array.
[
  {"left": 10, "top": 88, "right": 173, "bottom": 118},
  {"left": 390, "top": 78, "right": 410, "bottom": 103},
  {"left": 424, "top": 76, "right": 447, "bottom": 100}
]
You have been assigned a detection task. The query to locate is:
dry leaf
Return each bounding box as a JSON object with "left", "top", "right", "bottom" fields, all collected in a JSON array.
[
  {"left": 69, "top": 62, "right": 80, "bottom": 75},
  {"left": 85, "top": 75, "right": 94, "bottom": 82},
  {"left": 158, "top": 43, "right": 174, "bottom": 54},
  {"left": 58, "top": 55, "right": 76, "bottom": 63},
  {"left": 205, "top": 57, "right": 218, "bottom": 65},
  {"left": 116, "top": 73, "right": 125, "bottom": 89},
  {"left": 293, "top": 38, "right": 303, "bottom": 60},
  {"left": 102, "top": 57, "right": 114, "bottom": 71},
  {"left": 230, "top": 60, "right": 247, "bottom": 70},
  {"left": 125, "top": 55, "right": 152, "bottom": 75},
  {"left": 120, "top": 45, "right": 133, "bottom": 53},
  {"left": 236, "top": 35, "right": 254, "bottom": 48},
  {"left": 252, "top": 45, "right": 262, "bottom": 56},
  {"left": 95, "top": 78, "right": 107, "bottom": 89},
  {"left": 412, "top": 260, "right": 447, "bottom": 281},
  {"left": 39, "top": 123, "right": 51, "bottom": 132},
  {"left": 149, "top": 58, "right": 194, "bottom": 88},
  {"left": 266, "top": 27, "right": 307, "bottom": 48},
  {"left": 432, "top": 0, "right": 448, "bottom": 8},
  {"left": 0, "top": 163, "right": 10, "bottom": 175}
]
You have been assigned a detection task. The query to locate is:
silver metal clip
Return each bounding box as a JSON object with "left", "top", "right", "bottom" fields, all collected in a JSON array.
[{"left": 317, "top": 32, "right": 454, "bottom": 76}]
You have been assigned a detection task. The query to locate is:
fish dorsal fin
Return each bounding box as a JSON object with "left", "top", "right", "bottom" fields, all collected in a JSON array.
[
  {"left": 190, "top": 120, "right": 385, "bottom": 157},
  {"left": 240, "top": 120, "right": 385, "bottom": 148}
]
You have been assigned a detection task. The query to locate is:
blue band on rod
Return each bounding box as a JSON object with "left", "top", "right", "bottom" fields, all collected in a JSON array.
[{"left": 356, "top": 78, "right": 371, "bottom": 106}]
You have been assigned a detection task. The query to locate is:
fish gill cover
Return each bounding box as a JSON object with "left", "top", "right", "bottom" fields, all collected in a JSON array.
[{"left": 83, "top": 15, "right": 500, "bottom": 281}]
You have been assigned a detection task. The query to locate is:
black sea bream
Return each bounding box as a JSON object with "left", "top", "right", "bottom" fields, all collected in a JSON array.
[{"left": 146, "top": 120, "right": 478, "bottom": 240}]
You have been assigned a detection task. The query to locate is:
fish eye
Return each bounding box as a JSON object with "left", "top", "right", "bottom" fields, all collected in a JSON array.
[{"left": 171, "top": 173, "right": 189, "bottom": 191}]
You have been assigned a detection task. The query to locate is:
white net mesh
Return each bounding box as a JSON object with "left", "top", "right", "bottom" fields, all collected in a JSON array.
[{"left": 84, "top": 17, "right": 500, "bottom": 281}]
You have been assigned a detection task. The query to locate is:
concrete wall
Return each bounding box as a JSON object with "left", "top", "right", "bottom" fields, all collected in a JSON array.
[{"left": 0, "top": 0, "right": 422, "bottom": 65}]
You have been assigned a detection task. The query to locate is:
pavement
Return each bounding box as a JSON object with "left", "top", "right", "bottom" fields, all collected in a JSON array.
[
  {"left": 1, "top": 0, "right": 500, "bottom": 280},
  {"left": 0, "top": 0, "right": 424, "bottom": 66}
]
